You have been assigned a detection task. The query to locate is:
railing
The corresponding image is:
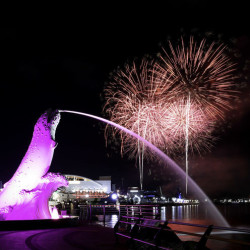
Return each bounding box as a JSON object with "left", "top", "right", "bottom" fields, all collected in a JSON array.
[
  {"left": 114, "top": 215, "right": 250, "bottom": 249},
  {"left": 78, "top": 204, "right": 160, "bottom": 224},
  {"left": 78, "top": 204, "right": 250, "bottom": 249}
]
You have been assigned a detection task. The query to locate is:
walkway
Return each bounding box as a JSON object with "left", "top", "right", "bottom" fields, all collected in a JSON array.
[{"left": 0, "top": 224, "right": 127, "bottom": 250}]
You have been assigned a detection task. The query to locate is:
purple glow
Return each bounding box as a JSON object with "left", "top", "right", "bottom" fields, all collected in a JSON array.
[
  {"left": 0, "top": 110, "right": 68, "bottom": 220},
  {"left": 60, "top": 110, "right": 229, "bottom": 227}
]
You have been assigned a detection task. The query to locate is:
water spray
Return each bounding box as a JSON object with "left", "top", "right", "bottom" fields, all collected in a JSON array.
[{"left": 59, "top": 109, "right": 229, "bottom": 227}]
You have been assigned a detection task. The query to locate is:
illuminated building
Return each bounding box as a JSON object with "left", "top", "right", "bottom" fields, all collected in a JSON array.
[{"left": 52, "top": 175, "right": 111, "bottom": 202}]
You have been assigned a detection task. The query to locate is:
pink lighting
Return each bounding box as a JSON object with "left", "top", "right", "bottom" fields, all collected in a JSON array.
[{"left": 0, "top": 109, "right": 68, "bottom": 220}]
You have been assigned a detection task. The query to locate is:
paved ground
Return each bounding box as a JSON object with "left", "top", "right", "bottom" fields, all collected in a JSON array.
[
  {"left": 1, "top": 222, "right": 249, "bottom": 249},
  {"left": 0, "top": 224, "right": 128, "bottom": 250}
]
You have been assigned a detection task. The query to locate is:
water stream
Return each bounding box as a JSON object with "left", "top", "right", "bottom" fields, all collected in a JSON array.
[{"left": 59, "top": 110, "right": 229, "bottom": 227}]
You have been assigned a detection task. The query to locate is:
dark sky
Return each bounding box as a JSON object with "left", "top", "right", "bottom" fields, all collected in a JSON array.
[{"left": 1, "top": 2, "right": 250, "bottom": 198}]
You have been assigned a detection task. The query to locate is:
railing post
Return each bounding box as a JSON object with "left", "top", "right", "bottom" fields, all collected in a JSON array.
[
  {"left": 103, "top": 205, "right": 106, "bottom": 226},
  {"left": 79, "top": 205, "right": 83, "bottom": 222},
  {"left": 197, "top": 225, "right": 213, "bottom": 249},
  {"left": 114, "top": 219, "right": 121, "bottom": 244},
  {"left": 118, "top": 204, "right": 121, "bottom": 220},
  {"left": 156, "top": 205, "right": 160, "bottom": 219},
  {"left": 89, "top": 204, "right": 92, "bottom": 221},
  {"left": 128, "top": 219, "right": 140, "bottom": 248},
  {"left": 86, "top": 205, "right": 89, "bottom": 220},
  {"left": 154, "top": 221, "right": 168, "bottom": 247}
]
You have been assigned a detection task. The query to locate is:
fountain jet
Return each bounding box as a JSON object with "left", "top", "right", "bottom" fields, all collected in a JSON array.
[{"left": 59, "top": 109, "right": 229, "bottom": 227}]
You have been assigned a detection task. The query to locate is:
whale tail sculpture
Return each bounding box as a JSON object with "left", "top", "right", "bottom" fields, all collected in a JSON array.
[{"left": 0, "top": 109, "right": 68, "bottom": 220}]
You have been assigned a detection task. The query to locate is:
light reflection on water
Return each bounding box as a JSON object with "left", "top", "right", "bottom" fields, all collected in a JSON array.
[
  {"left": 170, "top": 205, "right": 200, "bottom": 222},
  {"left": 94, "top": 204, "right": 250, "bottom": 229},
  {"left": 95, "top": 205, "right": 209, "bottom": 228},
  {"left": 172, "top": 205, "right": 199, "bottom": 221},
  {"left": 95, "top": 214, "right": 119, "bottom": 228},
  {"left": 161, "top": 206, "right": 166, "bottom": 221}
]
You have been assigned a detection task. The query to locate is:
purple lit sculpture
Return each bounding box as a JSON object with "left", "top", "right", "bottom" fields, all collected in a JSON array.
[{"left": 0, "top": 109, "right": 68, "bottom": 220}]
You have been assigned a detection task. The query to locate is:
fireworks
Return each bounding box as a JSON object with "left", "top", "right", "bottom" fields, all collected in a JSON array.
[
  {"left": 156, "top": 36, "right": 237, "bottom": 120},
  {"left": 163, "top": 99, "right": 216, "bottom": 155},
  {"left": 104, "top": 59, "right": 171, "bottom": 156},
  {"left": 156, "top": 36, "right": 237, "bottom": 193},
  {"left": 103, "top": 36, "right": 237, "bottom": 192},
  {"left": 104, "top": 59, "right": 173, "bottom": 189}
]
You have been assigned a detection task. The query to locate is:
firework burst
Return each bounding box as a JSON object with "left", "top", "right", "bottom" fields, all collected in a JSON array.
[
  {"left": 104, "top": 59, "right": 169, "bottom": 153},
  {"left": 103, "top": 59, "right": 174, "bottom": 189},
  {"left": 164, "top": 99, "right": 216, "bottom": 154},
  {"left": 156, "top": 36, "right": 237, "bottom": 193},
  {"left": 156, "top": 36, "right": 237, "bottom": 120},
  {"left": 103, "top": 37, "right": 237, "bottom": 193}
]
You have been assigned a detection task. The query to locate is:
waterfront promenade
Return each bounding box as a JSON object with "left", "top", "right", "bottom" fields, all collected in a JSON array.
[
  {"left": 1, "top": 203, "right": 250, "bottom": 249},
  {"left": 0, "top": 224, "right": 127, "bottom": 250},
  {"left": 1, "top": 220, "right": 250, "bottom": 249}
]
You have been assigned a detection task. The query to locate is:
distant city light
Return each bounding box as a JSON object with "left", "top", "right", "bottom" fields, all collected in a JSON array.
[
  {"left": 111, "top": 193, "right": 118, "bottom": 200},
  {"left": 50, "top": 206, "right": 60, "bottom": 220},
  {"left": 69, "top": 180, "right": 80, "bottom": 184}
]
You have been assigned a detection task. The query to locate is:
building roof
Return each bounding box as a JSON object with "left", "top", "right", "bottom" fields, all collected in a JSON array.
[{"left": 64, "top": 174, "right": 94, "bottom": 182}]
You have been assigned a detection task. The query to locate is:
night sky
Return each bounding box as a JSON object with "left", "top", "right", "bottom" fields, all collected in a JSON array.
[{"left": 1, "top": 2, "right": 250, "bottom": 198}]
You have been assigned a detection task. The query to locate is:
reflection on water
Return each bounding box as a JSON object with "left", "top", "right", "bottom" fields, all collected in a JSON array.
[
  {"left": 94, "top": 204, "right": 250, "bottom": 229},
  {"left": 95, "top": 214, "right": 119, "bottom": 228},
  {"left": 161, "top": 206, "right": 166, "bottom": 221},
  {"left": 171, "top": 205, "right": 199, "bottom": 221},
  {"left": 217, "top": 204, "right": 250, "bottom": 228},
  {"left": 95, "top": 205, "right": 208, "bottom": 227}
]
